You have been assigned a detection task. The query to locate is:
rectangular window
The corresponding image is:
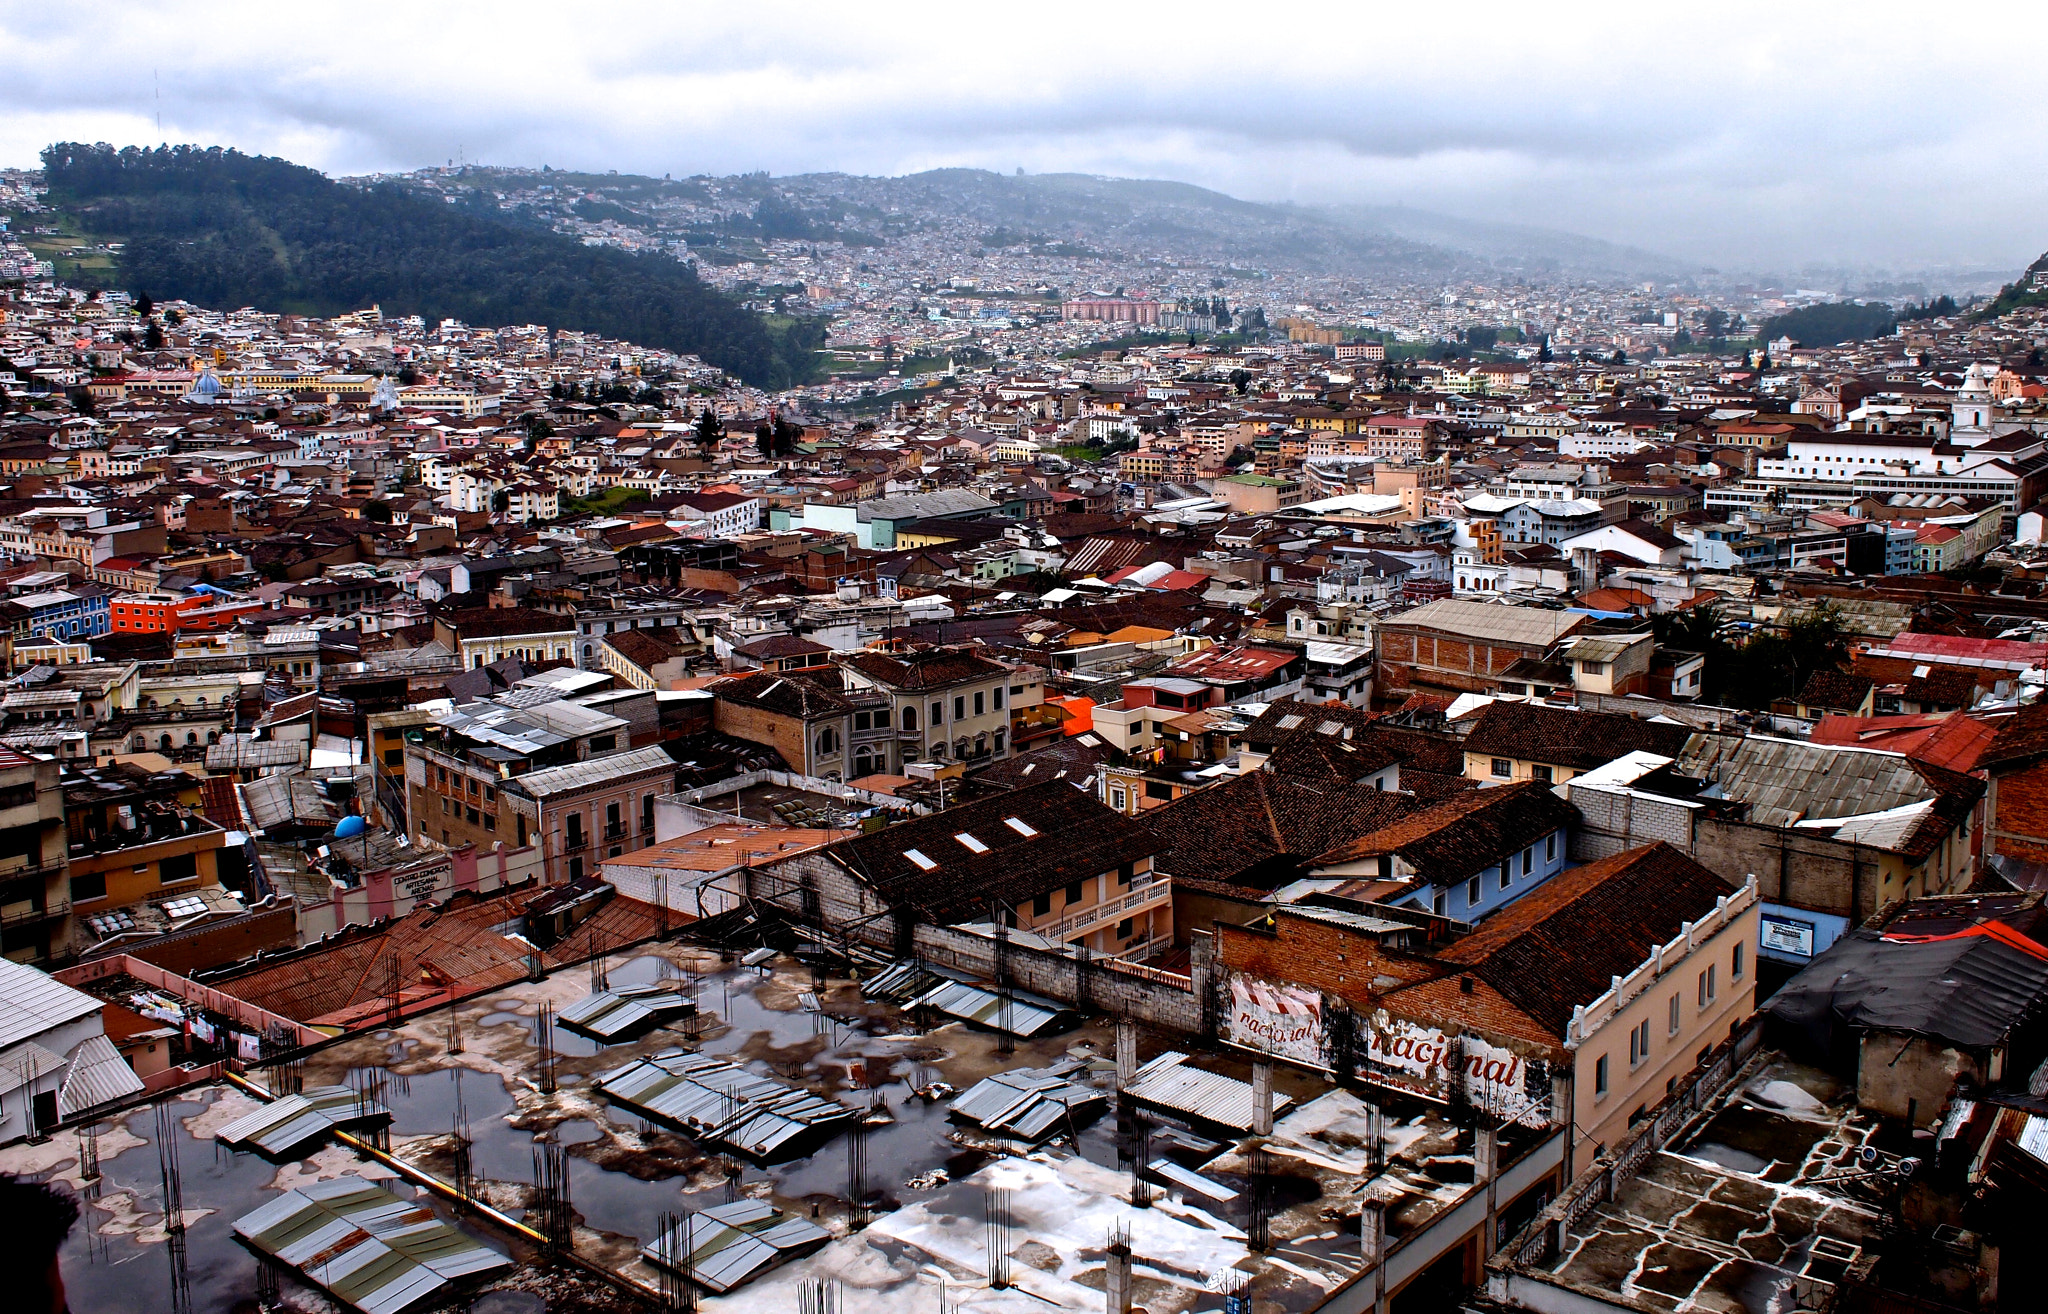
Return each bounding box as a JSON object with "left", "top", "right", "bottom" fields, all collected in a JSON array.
[
  {"left": 1116, "top": 917, "right": 1134, "bottom": 939},
  {"left": 974, "top": 691, "right": 985, "bottom": 717},
  {"left": 1707, "top": 965, "right": 1717, "bottom": 1001},
  {"left": 1546, "top": 832, "right": 1557, "bottom": 862},
  {"left": 1732, "top": 942, "right": 1746, "bottom": 980},
  {"left": 159, "top": 852, "right": 198, "bottom": 885},
  {"left": 875, "top": 707, "right": 890, "bottom": 727},
  {"left": 1032, "top": 892, "right": 1051, "bottom": 917},
  {"left": 1432, "top": 887, "right": 1447, "bottom": 915},
  {"left": 1110, "top": 788, "right": 1126, "bottom": 810},
  {"left": 1491, "top": 758, "right": 1512, "bottom": 778},
  {"left": 1499, "top": 864, "right": 1512, "bottom": 890},
  {"left": 854, "top": 711, "right": 871, "bottom": 731},
  {"left": 954, "top": 696, "right": 966, "bottom": 720},
  {"left": 1532, "top": 763, "right": 1553, "bottom": 783},
  {"left": 1595, "top": 1054, "right": 1609, "bottom": 1097},
  {"left": 1668, "top": 994, "right": 1681, "bottom": 1033},
  {"left": 1466, "top": 876, "right": 1481, "bottom": 905},
  {"left": 70, "top": 871, "right": 106, "bottom": 902},
  {"left": 993, "top": 687, "right": 1005, "bottom": 710},
  {"left": 1066, "top": 880, "right": 1086, "bottom": 905}
]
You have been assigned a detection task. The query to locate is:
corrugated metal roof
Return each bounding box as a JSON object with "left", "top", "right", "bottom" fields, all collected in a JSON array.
[
  {"left": 0, "top": 957, "right": 103, "bottom": 1051},
  {"left": 215, "top": 1085, "right": 392, "bottom": 1157},
  {"left": 595, "top": 1050, "right": 856, "bottom": 1160},
  {"left": 1675, "top": 733, "right": 1935, "bottom": 828},
  {"left": 57, "top": 1033, "right": 144, "bottom": 1116},
  {"left": 233, "top": 1175, "right": 509, "bottom": 1314},
  {"left": 949, "top": 1063, "right": 1104, "bottom": 1140},
  {"left": 514, "top": 746, "right": 676, "bottom": 799},
  {"left": 1380, "top": 599, "right": 1585, "bottom": 648},
  {"left": 0, "top": 1040, "right": 67, "bottom": 1094},
  {"left": 556, "top": 983, "right": 696, "bottom": 1041},
  {"left": 1123, "top": 1051, "right": 1295, "bottom": 1132},
  {"left": 641, "top": 1200, "right": 830, "bottom": 1292},
  {"left": 910, "top": 979, "right": 1071, "bottom": 1037}
]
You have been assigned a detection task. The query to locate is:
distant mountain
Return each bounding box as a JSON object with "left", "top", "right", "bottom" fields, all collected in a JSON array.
[
  {"left": 38, "top": 143, "right": 823, "bottom": 388},
  {"left": 1315, "top": 205, "right": 1695, "bottom": 282}
]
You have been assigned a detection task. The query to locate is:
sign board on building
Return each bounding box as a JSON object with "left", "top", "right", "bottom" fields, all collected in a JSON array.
[
  {"left": 1226, "top": 976, "right": 1325, "bottom": 1068},
  {"left": 1365, "top": 1013, "right": 1553, "bottom": 1128},
  {"left": 1759, "top": 913, "right": 1815, "bottom": 959}
]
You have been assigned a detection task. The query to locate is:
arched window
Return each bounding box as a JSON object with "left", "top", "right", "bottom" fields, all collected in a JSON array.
[
  {"left": 158, "top": 734, "right": 173, "bottom": 751},
  {"left": 930, "top": 741, "right": 947, "bottom": 760},
  {"left": 902, "top": 706, "right": 918, "bottom": 732},
  {"left": 955, "top": 737, "right": 970, "bottom": 760},
  {"left": 815, "top": 727, "right": 839, "bottom": 756},
  {"left": 853, "top": 747, "right": 877, "bottom": 777}
]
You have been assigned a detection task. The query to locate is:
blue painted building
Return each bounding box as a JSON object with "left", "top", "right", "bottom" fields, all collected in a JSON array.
[
  {"left": 2, "top": 587, "right": 110, "bottom": 641},
  {"left": 1311, "top": 781, "right": 1577, "bottom": 923}
]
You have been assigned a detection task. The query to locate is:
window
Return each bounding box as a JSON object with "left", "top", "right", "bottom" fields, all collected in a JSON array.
[
  {"left": 1116, "top": 917, "right": 1134, "bottom": 940},
  {"left": 1032, "top": 891, "right": 1051, "bottom": 917},
  {"left": 902, "top": 706, "right": 918, "bottom": 731},
  {"left": 159, "top": 852, "right": 198, "bottom": 885},
  {"left": 1546, "top": 832, "right": 1557, "bottom": 862},
  {"left": 1523, "top": 846, "right": 1535, "bottom": 876},
  {"left": 875, "top": 707, "right": 891, "bottom": 728},
  {"left": 854, "top": 711, "right": 871, "bottom": 731},
  {"left": 1110, "top": 787, "right": 1127, "bottom": 810},
  {"left": 1066, "top": 880, "right": 1086, "bottom": 905},
  {"left": 1499, "top": 864, "right": 1512, "bottom": 891},
  {"left": 974, "top": 691, "right": 985, "bottom": 717},
  {"left": 1732, "top": 942, "right": 1746, "bottom": 980},
  {"left": 1668, "top": 993, "right": 1681, "bottom": 1034},
  {"left": 1491, "top": 758, "right": 1512, "bottom": 778},
  {"left": 815, "top": 727, "right": 839, "bottom": 755},
  {"left": 993, "top": 687, "right": 1005, "bottom": 710},
  {"left": 384, "top": 748, "right": 404, "bottom": 767},
  {"left": 954, "top": 832, "right": 989, "bottom": 854},
  {"left": 903, "top": 848, "right": 937, "bottom": 871},
  {"left": 1004, "top": 816, "right": 1038, "bottom": 838},
  {"left": 70, "top": 872, "right": 106, "bottom": 902},
  {"left": 1532, "top": 764, "right": 1553, "bottom": 783},
  {"left": 1629, "top": 1018, "right": 1651, "bottom": 1066},
  {"left": 1705, "top": 965, "right": 1717, "bottom": 1002},
  {"left": 931, "top": 701, "right": 944, "bottom": 726},
  {"left": 1595, "top": 1054, "right": 1609, "bottom": 1097},
  {"left": 954, "top": 696, "right": 966, "bottom": 720},
  {"left": 1432, "top": 888, "right": 1447, "bottom": 915},
  {"left": 1466, "top": 876, "right": 1481, "bottom": 905}
]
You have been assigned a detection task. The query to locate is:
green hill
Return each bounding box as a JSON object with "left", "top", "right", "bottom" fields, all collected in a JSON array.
[
  {"left": 39, "top": 143, "right": 824, "bottom": 388},
  {"left": 1978, "top": 252, "right": 2048, "bottom": 319}
]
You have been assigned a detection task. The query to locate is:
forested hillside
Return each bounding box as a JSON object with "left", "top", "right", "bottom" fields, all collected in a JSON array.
[{"left": 40, "top": 143, "right": 824, "bottom": 388}]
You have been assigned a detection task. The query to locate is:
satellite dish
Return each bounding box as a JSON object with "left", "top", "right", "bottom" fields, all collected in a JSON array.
[{"left": 335, "top": 815, "right": 367, "bottom": 839}]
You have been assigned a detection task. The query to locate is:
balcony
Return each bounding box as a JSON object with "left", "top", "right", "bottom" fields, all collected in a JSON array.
[
  {"left": 0, "top": 897, "right": 69, "bottom": 928},
  {"left": 562, "top": 832, "right": 589, "bottom": 852},
  {"left": 1032, "top": 880, "right": 1168, "bottom": 944}
]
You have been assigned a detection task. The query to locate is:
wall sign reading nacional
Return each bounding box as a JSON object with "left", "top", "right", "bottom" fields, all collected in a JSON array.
[
  {"left": 1366, "top": 1014, "right": 1552, "bottom": 1127},
  {"left": 1226, "top": 976, "right": 1325, "bottom": 1068}
]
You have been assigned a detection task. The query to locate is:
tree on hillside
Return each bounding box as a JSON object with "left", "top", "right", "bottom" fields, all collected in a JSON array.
[
  {"left": 361, "top": 499, "right": 392, "bottom": 524},
  {"left": 695, "top": 408, "right": 722, "bottom": 454}
]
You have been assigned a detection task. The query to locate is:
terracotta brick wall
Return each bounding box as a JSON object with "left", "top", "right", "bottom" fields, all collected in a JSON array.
[{"left": 1991, "top": 761, "right": 2048, "bottom": 863}]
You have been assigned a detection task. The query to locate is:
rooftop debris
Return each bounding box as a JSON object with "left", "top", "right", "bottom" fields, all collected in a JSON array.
[{"left": 554, "top": 981, "right": 698, "bottom": 1041}]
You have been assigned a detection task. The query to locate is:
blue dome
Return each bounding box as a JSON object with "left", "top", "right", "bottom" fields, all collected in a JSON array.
[{"left": 334, "top": 815, "right": 367, "bottom": 839}]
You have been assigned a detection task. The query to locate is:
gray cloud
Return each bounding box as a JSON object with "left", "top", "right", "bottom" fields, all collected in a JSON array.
[{"left": 2, "top": 1, "right": 2043, "bottom": 272}]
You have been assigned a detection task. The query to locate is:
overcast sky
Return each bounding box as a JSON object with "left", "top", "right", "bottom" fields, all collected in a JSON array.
[{"left": 4, "top": 2, "right": 2043, "bottom": 275}]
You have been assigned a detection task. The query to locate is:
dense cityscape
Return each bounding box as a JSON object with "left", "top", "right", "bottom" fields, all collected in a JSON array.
[{"left": 0, "top": 86, "right": 2043, "bottom": 1314}]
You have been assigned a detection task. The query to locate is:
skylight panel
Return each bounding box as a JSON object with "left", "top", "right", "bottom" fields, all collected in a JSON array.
[
  {"left": 1003, "top": 817, "right": 1039, "bottom": 838},
  {"left": 903, "top": 848, "right": 937, "bottom": 871},
  {"left": 955, "top": 832, "right": 989, "bottom": 854}
]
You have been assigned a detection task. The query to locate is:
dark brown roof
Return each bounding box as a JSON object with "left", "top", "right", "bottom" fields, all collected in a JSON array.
[
  {"left": 711, "top": 670, "right": 853, "bottom": 719},
  {"left": 1461, "top": 701, "right": 1696, "bottom": 771},
  {"left": 1419, "top": 842, "right": 1739, "bottom": 1035},
  {"left": 1139, "top": 771, "right": 1418, "bottom": 888},
  {"left": 603, "top": 627, "right": 687, "bottom": 670},
  {"left": 1316, "top": 781, "right": 1579, "bottom": 883},
  {"left": 1984, "top": 704, "right": 2048, "bottom": 770},
  {"left": 734, "top": 634, "right": 833, "bottom": 659},
  {"left": 1797, "top": 668, "right": 1874, "bottom": 711},
  {"left": 838, "top": 646, "right": 1010, "bottom": 691},
  {"left": 823, "top": 780, "right": 1156, "bottom": 923},
  {"left": 1240, "top": 698, "right": 1381, "bottom": 752}
]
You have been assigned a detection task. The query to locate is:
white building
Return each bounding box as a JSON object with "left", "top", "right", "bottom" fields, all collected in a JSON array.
[{"left": 0, "top": 959, "right": 143, "bottom": 1142}]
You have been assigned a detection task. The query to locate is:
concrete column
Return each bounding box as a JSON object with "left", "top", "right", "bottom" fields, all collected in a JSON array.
[
  {"left": 1475, "top": 1119, "right": 1498, "bottom": 1184},
  {"left": 1251, "top": 1060, "right": 1274, "bottom": 1136},
  {"left": 1105, "top": 1235, "right": 1133, "bottom": 1313},
  {"left": 1361, "top": 1197, "right": 1388, "bottom": 1314},
  {"left": 1115, "top": 1017, "right": 1138, "bottom": 1090}
]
